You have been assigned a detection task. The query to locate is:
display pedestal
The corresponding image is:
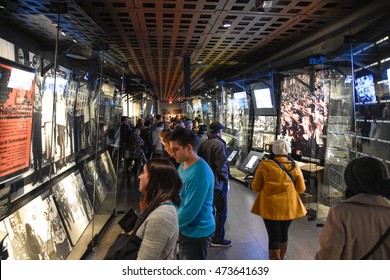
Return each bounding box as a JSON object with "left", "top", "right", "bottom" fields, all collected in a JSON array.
[{"left": 296, "top": 161, "right": 325, "bottom": 220}]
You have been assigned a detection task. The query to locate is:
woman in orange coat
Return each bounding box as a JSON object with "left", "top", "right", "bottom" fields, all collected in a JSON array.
[{"left": 251, "top": 139, "right": 307, "bottom": 260}]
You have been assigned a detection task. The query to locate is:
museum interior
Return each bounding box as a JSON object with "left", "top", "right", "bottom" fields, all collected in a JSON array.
[{"left": 0, "top": 0, "right": 390, "bottom": 260}]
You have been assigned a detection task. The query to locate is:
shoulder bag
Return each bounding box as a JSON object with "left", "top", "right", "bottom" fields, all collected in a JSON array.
[
  {"left": 104, "top": 211, "right": 148, "bottom": 260},
  {"left": 361, "top": 225, "right": 390, "bottom": 260},
  {"left": 272, "top": 159, "right": 295, "bottom": 184},
  {"left": 117, "top": 208, "right": 138, "bottom": 232}
]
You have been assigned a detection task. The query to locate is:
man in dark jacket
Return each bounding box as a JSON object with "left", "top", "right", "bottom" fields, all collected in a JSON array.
[{"left": 198, "top": 121, "right": 232, "bottom": 247}]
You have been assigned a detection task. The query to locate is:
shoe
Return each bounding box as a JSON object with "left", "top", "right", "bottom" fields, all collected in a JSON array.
[{"left": 211, "top": 239, "right": 232, "bottom": 247}]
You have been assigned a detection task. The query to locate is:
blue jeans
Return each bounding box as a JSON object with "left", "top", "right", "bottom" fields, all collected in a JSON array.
[
  {"left": 179, "top": 234, "right": 212, "bottom": 260},
  {"left": 212, "top": 182, "right": 228, "bottom": 243}
]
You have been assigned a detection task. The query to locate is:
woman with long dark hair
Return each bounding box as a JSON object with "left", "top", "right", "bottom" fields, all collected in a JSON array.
[{"left": 134, "top": 158, "right": 182, "bottom": 260}]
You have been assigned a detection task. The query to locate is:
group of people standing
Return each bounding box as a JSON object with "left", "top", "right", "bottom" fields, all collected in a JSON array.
[
  {"left": 110, "top": 114, "right": 390, "bottom": 260},
  {"left": 112, "top": 115, "right": 232, "bottom": 260}
]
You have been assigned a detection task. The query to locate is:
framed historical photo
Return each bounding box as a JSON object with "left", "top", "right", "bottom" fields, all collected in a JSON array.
[
  {"left": 82, "top": 159, "right": 108, "bottom": 206},
  {"left": 3, "top": 195, "right": 72, "bottom": 259},
  {"left": 97, "top": 151, "right": 116, "bottom": 190},
  {"left": 52, "top": 171, "right": 93, "bottom": 246}
]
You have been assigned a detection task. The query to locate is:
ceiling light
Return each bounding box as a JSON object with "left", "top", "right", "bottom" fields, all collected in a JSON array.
[
  {"left": 222, "top": 21, "right": 232, "bottom": 28},
  {"left": 262, "top": 1, "right": 273, "bottom": 8}
]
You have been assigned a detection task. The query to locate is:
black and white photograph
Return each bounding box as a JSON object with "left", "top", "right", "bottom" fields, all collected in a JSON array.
[
  {"left": 252, "top": 133, "right": 264, "bottom": 150},
  {"left": 264, "top": 116, "right": 276, "bottom": 133},
  {"left": 279, "top": 72, "right": 329, "bottom": 158},
  {"left": 97, "top": 151, "right": 117, "bottom": 190},
  {"left": 82, "top": 160, "right": 108, "bottom": 206},
  {"left": 52, "top": 172, "right": 93, "bottom": 246},
  {"left": 14, "top": 46, "right": 29, "bottom": 67},
  {"left": 64, "top": 79, "right": 78, "bottom": 156},
  {"left": 355, "top": 74, "right": 377, "bottom": 104},
  {"left": 263, "top": 133, "right": 275, "bottom": 149},
  {"left": 3, "top": 195, "right": 72, "bottom": 260},
  {"left": 40, "top": 67, "right": 71, "bottom": 167},
  {"left": 254, "top": 116, "right": 265, "bottom": 132},
  {"left": 225, "top": 109, "right": 233, "bottom": 129}
]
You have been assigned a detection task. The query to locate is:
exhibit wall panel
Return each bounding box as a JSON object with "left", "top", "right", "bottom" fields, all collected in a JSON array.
[{"left": 0, "top": 34, "right": 121, "bottom": 259}]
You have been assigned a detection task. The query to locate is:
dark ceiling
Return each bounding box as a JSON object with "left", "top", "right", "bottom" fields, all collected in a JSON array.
[{"left": 1, "top": 0, "right": 389, "bottom": 102}]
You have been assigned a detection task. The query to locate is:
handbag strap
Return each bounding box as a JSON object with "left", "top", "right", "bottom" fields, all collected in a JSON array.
[
  {"left": 361, "top": 225, "right": 390, "bottom": 260},
  {"left": 272, "top": 159, "right": 295, "bottom": 184}
]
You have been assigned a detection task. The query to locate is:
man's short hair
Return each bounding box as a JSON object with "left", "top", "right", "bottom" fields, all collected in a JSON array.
[
  {"left": 169, "top": 127, "right": 199, "bottom": 151},
  {"left": 209, "top": 121, "right": 224, "bottom": 134}
]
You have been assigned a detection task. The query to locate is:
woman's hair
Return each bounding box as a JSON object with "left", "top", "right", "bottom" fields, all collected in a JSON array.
[
  {"left": 159, "top": 128, "right": 174, "bottom": 156},
  {"left": 344, "top": 156, "right": 390, "bottom": 199},
  {"left": 139, "top": 158, "right": 182, "bottom": 216}
]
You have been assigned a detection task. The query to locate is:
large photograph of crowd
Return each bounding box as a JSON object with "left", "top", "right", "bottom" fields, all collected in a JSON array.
[{"left": 279, "top": 71, "right": 330, "bottom": 159}]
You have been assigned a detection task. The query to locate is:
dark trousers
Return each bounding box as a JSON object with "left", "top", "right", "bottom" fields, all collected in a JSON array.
[
  {"left": 212, "top": 182, "right": 228, "bottom": 243},
  {"left": 179, "top": 234, "right": 212, "bottom": 260},
  {"left": 263, "top": 219, "right": 293, "bottom": 250},
  {"left": 74, "top": 116, "right": 83, "bottom": 152}
]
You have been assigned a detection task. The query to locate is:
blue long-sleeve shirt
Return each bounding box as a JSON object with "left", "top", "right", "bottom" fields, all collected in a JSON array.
[{"left": 177, "top": 158, "right": 215, "bottom": 238}]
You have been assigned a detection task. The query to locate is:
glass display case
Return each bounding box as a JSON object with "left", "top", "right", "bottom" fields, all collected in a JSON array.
[
  {"left": 320, "top": 27, "right": 390, "bottom": 219},
  {"left": 0, "top": 36, "right": 121, "bottom": 259},
  {"left": 286, "top": 26, "right": 390, "bottom": 222},
  {"left": 278, "top": 69, "right": 330, "bottom": 220},
  {"left": 221, "top": 83, "right": 251, "bottom": 183}
]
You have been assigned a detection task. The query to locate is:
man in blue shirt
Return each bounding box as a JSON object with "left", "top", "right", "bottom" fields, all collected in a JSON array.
[{"left": 169, "top": 128, "right": 215, "bottom": 260}]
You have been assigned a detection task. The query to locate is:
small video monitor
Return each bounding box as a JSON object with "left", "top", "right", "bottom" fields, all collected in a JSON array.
[{"left": 238, "top": 151, "right": 265, "bottom": 174}]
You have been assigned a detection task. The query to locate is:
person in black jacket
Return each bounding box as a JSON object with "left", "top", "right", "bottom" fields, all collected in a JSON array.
[{"left": 198, "top": 121, "right": 232, "bottom": 247}]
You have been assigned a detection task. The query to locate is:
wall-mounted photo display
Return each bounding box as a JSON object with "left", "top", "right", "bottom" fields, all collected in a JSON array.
[
  {"left": 52, "top": 171, "right": 93, "bottom": 246},
  {"left": 252, "top": 133, "right": 264, "bottom": 150},
  {"left": 254, "top": 116, "right": 265, "bottom": 132},
  {"left": 279, "top": 71, "right": 330, "bottom": 159},
  {"left": 263, "top": 134, "right": 275, "bottom": 150},
  {"left": 351, "top": 41, "right": 390, "bottom": 162},
  {"left": 40, "top": 66, "right": 72, "bottom": 169},
  {"left": 253, "top": 122, "right": 274, "bottom": 150},
  {"left": 224, "top": 94, "right": 234, "bottom": 131},
  {"left": 264, "top": 116, "right": 276, "bottom": 133},
  {"left": 81, "top": 159, "right": 108, "bottom": 207},
  {"left": 64, "top": 79, "right": 78, "bottom": 156},
  {"left": 74, "top": 80, "right": 91, "bottom": 151},
  {"left": 3, "top": 195, "right": 72, "bottom": 260},
  {"left": 101, "top": 79, "right": 116, "bottom": 98},
  {"left": 14, "top": 46, "right": 29, "bottom": 67},
  {"left": 97, "top": 151, "right": 116, "bottom": 190}
]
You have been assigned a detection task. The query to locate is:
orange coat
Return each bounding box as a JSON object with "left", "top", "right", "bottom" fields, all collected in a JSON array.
[{"left": 250, "top": 156, "right": 307, "bottom": 220}]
